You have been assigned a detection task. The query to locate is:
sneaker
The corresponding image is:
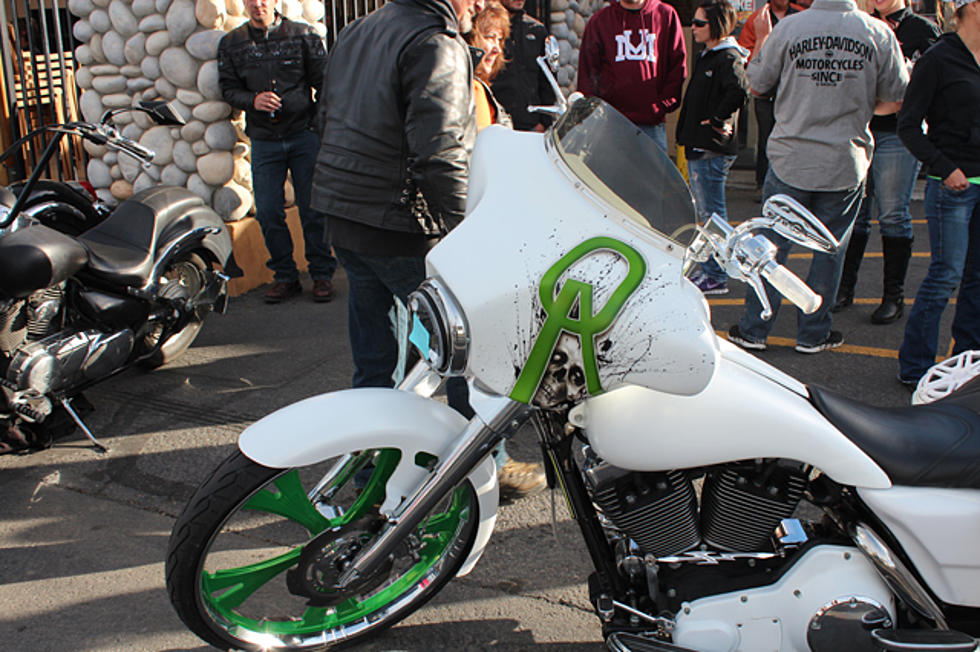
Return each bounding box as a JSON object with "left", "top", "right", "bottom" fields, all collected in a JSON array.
[
  {"left": 692, "top": 272, "right": 729, "bottom": 296},
  {"left": 897, "top": 374, "right": 919, "bottom": 392},
  {"left": 264, "top": 280, "right": 302, "bottom": 304},
  {"left": 497, "top": 460, "right": 546, "bottom": 501},
  {"left": 312, "top": 279, "right": 335, "bottom": 303},
  {"left": 795, "top": 331, "right": 844, "bottom": 354},
  {"left": 727, "top": 325, "right": 766, "bottom": 351}
]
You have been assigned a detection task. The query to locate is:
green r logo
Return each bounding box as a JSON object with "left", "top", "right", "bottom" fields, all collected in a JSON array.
[{"left": 510, "top": 236, "right": 646, "bottom": 404}]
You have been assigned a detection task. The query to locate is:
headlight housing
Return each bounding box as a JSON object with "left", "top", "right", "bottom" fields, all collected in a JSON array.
[{"left": 407, "top": 278, "right": 469, "bottom": 376}]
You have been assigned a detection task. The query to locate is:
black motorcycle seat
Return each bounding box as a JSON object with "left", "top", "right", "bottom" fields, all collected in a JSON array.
[
  {"left": 809, "top": 379, "right": 980, "bottom": 489},
  {"left": 77, "top": 186, "right": 209, "bottom": 287},
  {"left": 0, "top": 224, "right": 89, "bottom": 298}
]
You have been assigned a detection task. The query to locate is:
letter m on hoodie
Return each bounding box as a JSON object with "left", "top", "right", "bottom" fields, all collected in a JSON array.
[{"left": 615, "top": 29, "right": 657, "bottom": 62}]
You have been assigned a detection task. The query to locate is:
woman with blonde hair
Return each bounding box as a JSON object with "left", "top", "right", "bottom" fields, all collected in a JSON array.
[{"left": 467, "top": 2, "right": 513, "bottom": 130}]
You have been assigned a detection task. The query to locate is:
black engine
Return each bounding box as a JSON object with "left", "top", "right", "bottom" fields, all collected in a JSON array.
[{"left": 584, "top": 454, "right": 809, "bottom": 557}]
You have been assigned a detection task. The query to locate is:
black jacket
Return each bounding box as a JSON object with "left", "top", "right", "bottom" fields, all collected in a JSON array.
[
  {"left": 675, "top": 40, "right": 749, "bottom": 156},
  {"left": 217, "top": 16, "right": 326, "bottom": 141},
  {"left": 870, "top": 7, "right": 940, "bottom": 133},
  {"left": 898, "top": 33, "right": 980, "bottom": 180},
  {"left": 491, "top": 10, "right": 555, "bottom": 131},
  {"left": 312, "top": 0, "right": 474, "bottom": 249}
]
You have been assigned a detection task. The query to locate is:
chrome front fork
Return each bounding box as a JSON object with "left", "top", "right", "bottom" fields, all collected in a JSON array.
[{"left": 336, "top": 367, "right": 529, "bottom": 588}]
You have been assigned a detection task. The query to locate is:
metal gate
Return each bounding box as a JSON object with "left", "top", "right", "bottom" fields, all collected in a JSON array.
[{"left": 0, "top": 0, "right": 83, "bottom": 184}]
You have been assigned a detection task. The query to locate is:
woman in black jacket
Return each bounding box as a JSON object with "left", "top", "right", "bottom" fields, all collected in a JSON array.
[
  {"left": 896, "top": 0, "right": 980, "bottom": 386},
  {"left": 833, "top": 0, "right": 940, "bottom": 324},
  {"left": 676, "top": 0, "right": 749, "bottom": 295}
]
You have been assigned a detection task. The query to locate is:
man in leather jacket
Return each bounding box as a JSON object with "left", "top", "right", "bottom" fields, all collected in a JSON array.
[
  {"left": 218, "top": 0, "right": 337, "bottom": 303},
  {"left": 312, "top": 0, "right": 476, "bottom": 389},
  {"left": 491, "top": 0, "right": 554, "bottom": 132}
]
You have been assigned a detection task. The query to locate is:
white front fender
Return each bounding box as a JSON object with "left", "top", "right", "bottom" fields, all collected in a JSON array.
[{"left": 239, "top": 388, "right": 498, "bottom": 577}]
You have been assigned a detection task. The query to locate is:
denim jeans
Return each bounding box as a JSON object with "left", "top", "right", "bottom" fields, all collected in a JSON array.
[
  {"left": 688, "top": 153, "right": 737, "bottom": 282},
  {"left": 251, "top": 130, "right": 337, "bottom": 283},
  {"left": 753, "top": 96, "right": 775, "bottom": 188},
  {"left": 637, "top": 123, "right": 668, "bottom": 153},
  {"left": 737, "top": 170, "right": 864, "bottom": 347},
  {"left": 853, "top": 130, "right": 919, "bottom": 240},
  {"left": 898, "top": 180, "right": 980, "bottom": 381},
  {"left": 334, "top": 247, "right": 425, "bottom": 388}
]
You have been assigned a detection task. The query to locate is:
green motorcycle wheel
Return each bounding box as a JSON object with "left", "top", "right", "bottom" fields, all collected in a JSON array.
[{"left": 166, "top": 448, "right": 479, "bottom": 650}]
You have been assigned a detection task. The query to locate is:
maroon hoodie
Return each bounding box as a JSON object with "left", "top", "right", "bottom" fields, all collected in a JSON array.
[{"left": 577, "top": 0, "right": 687, "bottom": 126}]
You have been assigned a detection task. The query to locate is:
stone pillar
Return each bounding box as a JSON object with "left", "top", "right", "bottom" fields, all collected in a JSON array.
[{"left": 67, "top": 0, "right": 326, "bottom": 222}]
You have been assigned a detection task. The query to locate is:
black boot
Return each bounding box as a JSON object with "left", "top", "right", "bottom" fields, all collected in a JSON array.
[
  {"left": 834, "top": 231, "right": 869, "bottom": 312},
  {"left": 871, "top": 236, "right": 913, "bottom": 325}
]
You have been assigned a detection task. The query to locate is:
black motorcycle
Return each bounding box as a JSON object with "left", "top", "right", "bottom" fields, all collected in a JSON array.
[{"left": 0, "top": 101, "right": 238, "bottom": 453}]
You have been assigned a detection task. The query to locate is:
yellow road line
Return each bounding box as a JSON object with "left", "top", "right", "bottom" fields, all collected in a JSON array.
[
  {"left": 787, "top": 252, "right": 930, "bottom": 259},
  {"left": 707, "top": 297, "right": 956, "bottom": 306},
  {"left": 714, "top": 331, "right": 898, "bottom": 358},
  {"left": 730, "top": 219, "right": 927, "bottom": 226}
]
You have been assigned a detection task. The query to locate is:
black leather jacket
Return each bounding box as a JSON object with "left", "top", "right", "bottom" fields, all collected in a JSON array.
[
  {"left": 217, "top": 16, "right": 326, "bottom": 141},
  {"left": 312, "top": 0, "right": 475, "bottom": 238},
  {"left": 491, "top": 10, "right": 554, "bottom": 131}
]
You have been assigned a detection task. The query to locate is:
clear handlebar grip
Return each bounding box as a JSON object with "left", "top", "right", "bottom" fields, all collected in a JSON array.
[{"left": 761, "top": 261, "right": 822, "bottom": 314}]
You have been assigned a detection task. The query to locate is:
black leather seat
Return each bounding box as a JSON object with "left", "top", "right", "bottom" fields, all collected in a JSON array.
[
  {"left": 809, "top": 377, "right": 980, "bottom": 489},
  {"left": 0, "top": 224, "right": 89, "bottom": 298},
  {"left": 77, "top": 186, "right": 208, "bottom": 287}
]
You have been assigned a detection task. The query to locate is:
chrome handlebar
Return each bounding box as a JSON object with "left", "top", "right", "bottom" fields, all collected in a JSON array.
[{"left": 688, "top": 196, "right": 839, "bottom": 320}]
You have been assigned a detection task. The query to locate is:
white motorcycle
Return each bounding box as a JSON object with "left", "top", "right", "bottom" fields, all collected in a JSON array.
[{"left": 165, "top": 41, "right": 980, "bottom": 652}]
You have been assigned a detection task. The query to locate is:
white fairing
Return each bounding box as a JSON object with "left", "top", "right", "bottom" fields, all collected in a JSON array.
[
  {"left": 576, "top": 346, "right": 891, "bottom": 488},
  {"left": 426, "top": 126, "right": 718, "bottom": 402},
  {"left": 238, "top": 389, "right": 498, "bottom": 577},
  {"left": 859, "top": 486, "right": 980, "bottom": 607},
  {"left": 673, "top": 545, "right": 894, "bottom": 652}
]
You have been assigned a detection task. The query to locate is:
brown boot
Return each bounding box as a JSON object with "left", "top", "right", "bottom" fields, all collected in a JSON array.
[
  {"left": 498, "top": 460, "right": 546, "bottom": 501},
  {"left": 312, "top": 279, "right": 335, "bottom": 303},
  {"left": 264, "top": 280, "right": 302, "bottom": 304}
]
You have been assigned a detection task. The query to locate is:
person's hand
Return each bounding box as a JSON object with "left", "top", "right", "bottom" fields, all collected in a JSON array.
[
  {"left": 944, "top": 169, "right": 969, "bottom": 192},
  {"left": 754, "top": 5, "right": 773, "bottom": 40},
  {"left": 533, "top": 123, "right": 546, "bottom": 133},
  {"left": 701, "top": 118, "right": 732, "bottom": 136},
  {"left": 254, "top": 91, "right": 281, "bottom": 112}
]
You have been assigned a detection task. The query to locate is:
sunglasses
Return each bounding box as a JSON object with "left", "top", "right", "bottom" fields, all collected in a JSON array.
[{"left": 692, "top": 18, "right": 709, "bottom": 26}]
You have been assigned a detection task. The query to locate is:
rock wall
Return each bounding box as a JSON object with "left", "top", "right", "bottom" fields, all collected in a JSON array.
[
  {"left": 549, "top": 0, "right": 602, "bottom": 92},
  {"left": 67, "top": 1, "right": 598, "bottom": 222},
  {"left": 68, "top": 0, "right": 325, "bottom": 221}
]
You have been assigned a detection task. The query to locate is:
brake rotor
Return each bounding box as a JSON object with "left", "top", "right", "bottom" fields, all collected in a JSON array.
[{"left": 286, "top": 518, "right": 394, "bottom": 607}]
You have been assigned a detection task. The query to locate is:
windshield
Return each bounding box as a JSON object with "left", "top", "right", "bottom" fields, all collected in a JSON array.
[{"left": 551, "top": 97, "right": 697, "bottom": 246}]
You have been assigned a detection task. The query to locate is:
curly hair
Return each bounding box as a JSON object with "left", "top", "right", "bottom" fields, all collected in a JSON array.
[{"left": 470, "top": 2, "right": 511, "bottom": 81}]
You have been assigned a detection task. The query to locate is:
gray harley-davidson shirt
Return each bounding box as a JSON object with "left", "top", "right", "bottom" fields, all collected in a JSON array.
[{"left": 747, "top": 0, "right": 908, "bottom": 192}]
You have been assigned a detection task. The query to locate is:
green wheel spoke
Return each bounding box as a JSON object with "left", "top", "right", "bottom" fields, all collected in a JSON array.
[
  {"left": 202, "top": 547, "right": 302, "bottom": 611},
  {"left": 327, "top": 450, "right": 402, "bottom": 529},
  {"left": 244, "top": 471, "right": 330, "bottom": 535}
]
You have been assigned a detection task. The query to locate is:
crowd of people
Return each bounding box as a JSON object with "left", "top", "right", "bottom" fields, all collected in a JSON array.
[{"left": 217, "top": 0, "right": 979, "bottom": 494}]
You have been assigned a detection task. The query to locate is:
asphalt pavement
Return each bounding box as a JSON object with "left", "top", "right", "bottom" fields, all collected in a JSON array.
[{"left": 0, "top": 168, "right": 935, "bottom": 651}]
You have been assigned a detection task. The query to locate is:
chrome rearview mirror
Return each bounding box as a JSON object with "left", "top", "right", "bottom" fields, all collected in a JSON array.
[
  {"left": 543, "top": 35, "right": 560, "bottom": 73},
  {"left": 139, "top": 100, "right": 186, "bottom": 126},
  {"left": 530, "top": 36, "right": 567, "bottom": 118},
  {"left": 760, "top": 194, "right": 838, "bottom": 253}
]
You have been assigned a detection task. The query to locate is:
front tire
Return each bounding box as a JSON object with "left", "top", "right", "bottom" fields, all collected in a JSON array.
[{"left": 166, "top": 449, "right": 479, "bottom": 650}]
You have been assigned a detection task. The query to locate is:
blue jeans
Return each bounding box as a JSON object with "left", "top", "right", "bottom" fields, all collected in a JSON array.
[
  {"left": 251, "top": 130, "right": 337, "bottom": 283},
  {"left": 688, "top": 153, "right": 737, "bottom": 282},
  {"left": 853, "top": 130, "right": 919, "bottom": 240},
  {"left": 737, "top": 170, "right": 864, "bottom": 348},
  {"left": 638, "top": 123, "right": 668, "bottom": 153},
  {"left": 334, "top": 247, "right": 425, "bottom": 388},
  {"left": 898, "top": 180, "right": 980, "bottom": 381}
]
